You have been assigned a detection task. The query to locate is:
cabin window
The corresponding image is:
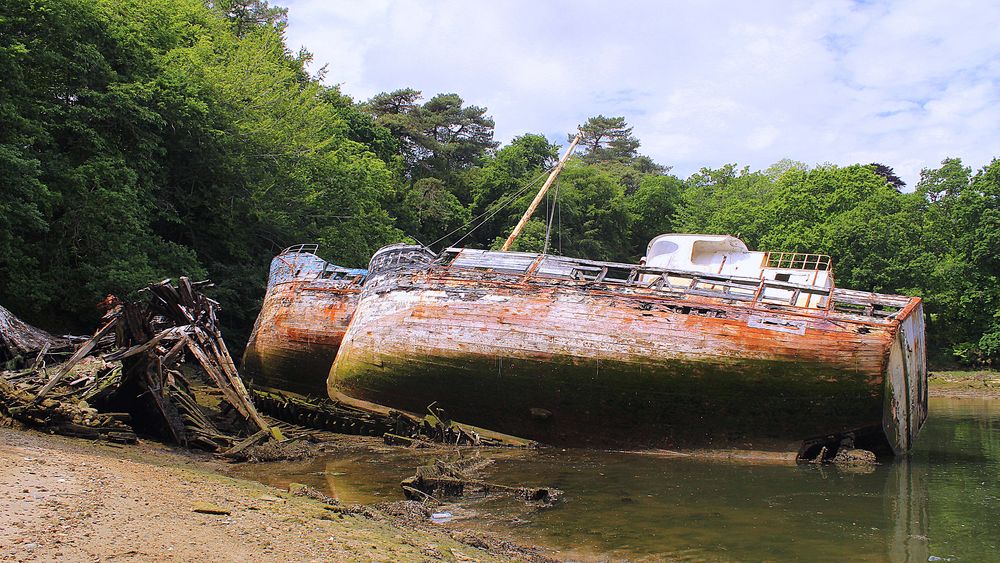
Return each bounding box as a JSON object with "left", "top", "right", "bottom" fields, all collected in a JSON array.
[{"left": 775, "top": 273, "right": 792, "bottom": 282}]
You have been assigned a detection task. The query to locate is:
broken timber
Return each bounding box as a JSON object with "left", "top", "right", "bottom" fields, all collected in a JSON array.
[
  {"left": 0, "top": 304, "right": 75, "bottom": 369},
  {"left": 1, "top": 278, "right": 278, "bottom": 450},
  {"left": 401, "top": 457, "right": 561, "bottom": 505},
  {"left": 252, "top": 388, "right": 535, "bottom": 448}
]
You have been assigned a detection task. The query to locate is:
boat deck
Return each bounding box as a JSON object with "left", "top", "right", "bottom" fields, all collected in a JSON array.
[{"left": 422, "top": 248, "right": 916, "bottom": 326}]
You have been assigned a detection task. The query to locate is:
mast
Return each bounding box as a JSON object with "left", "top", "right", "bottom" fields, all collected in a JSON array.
[{"left": 500, "top": 130, "right": 583, "bottom": 252}]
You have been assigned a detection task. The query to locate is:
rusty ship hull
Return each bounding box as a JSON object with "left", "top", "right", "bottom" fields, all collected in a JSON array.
[
  {"left": 328, "top": 247, "right": 927, "bottom": 454},
  {"left": 242, "top": 247, "right": 363, "bottom": 397}
]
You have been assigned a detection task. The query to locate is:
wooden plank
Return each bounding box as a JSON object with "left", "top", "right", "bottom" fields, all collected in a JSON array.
[
  {"left": 34, "top": 319, "right": 116, "bottom": 401},
  {"left": 160, "top": 335, "right": 190, "bottom": 368},
  {"left": 185, "top": 338, "right": 249, "bottom": 418},
  {"left": 103, "top": 327, "right": 180, "bottom": 361},
  {"left": 30, "top": 342, "right": 50, "bottom": 371},
  {"left": 189, "top": 328, "right": 273, "bottom": 437}
]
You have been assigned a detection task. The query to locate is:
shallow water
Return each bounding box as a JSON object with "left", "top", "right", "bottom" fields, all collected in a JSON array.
[{"left": 238, "top": 397, "right": 1000, "bottom": 561}]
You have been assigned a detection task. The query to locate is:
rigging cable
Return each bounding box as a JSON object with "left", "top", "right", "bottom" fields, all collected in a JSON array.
[
  {"left": 542, "top": 175, "right": 559, "bottom": 255},
  {"left": 427, "top": 167, "right": 553, "bottom": 250},
  {"left": 558, "top": 179, "right": 562, "bottom": 255}
]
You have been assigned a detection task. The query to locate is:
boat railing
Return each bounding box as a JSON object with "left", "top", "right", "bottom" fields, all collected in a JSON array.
[
  {"left": 281, "top": 243, "right": 320, "bottom": 256},
  {"left": 438, "top": 248, "right": 906, "bottom": 318},
  {"left": 571, "top": 264, "right": 911, "bottom": 318},
  {"left": 567, "top": 264, "right": 828, "bottom": 305},
  {"left": 270, "top": 244, "right": 367, "bottom": 286},
  {"left": 763, "top": 251, "right": 831, "bottom": 271},
  {"left": 272, "top": 244, "right": 319, "bottom": 282}
]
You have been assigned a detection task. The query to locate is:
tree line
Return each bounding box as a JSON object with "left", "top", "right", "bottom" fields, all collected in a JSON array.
[{"left": 1, "top": 0, "right": 997, "bottom": 366}]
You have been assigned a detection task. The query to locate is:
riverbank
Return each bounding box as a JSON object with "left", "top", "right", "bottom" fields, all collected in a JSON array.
[
  {"left": 5, "top": 374, "right": 996, "bottom": 562},
  {"left": 0, "top": 427, "right": 550, "bottom": 562},
  {"left": 929, "top": 370, "right": 1000, "bottom": 398}
]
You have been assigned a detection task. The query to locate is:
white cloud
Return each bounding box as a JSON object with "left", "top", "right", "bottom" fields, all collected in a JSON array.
[{"left": 281, "top": 0, "right": 1000, "bottom": 188}]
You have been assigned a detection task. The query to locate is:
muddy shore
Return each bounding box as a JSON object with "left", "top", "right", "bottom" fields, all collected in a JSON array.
[
  {"left": 0, "top": 426, "right": 551, "bottom": 562},
  {"left": 3, "top": 371, "right": 996, "bottom": 562},
  {"left": 928, "top": 370, "right": 1000, "bottom": 399}
]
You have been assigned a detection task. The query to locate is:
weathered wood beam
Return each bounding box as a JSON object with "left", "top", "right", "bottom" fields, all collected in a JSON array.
[{"left": 34, "top": 319, "right": 116, "bottom": 401}]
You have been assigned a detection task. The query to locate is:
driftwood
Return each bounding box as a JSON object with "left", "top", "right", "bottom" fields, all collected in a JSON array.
[
  {"left": 401, "top": 456, "right": 561, "bottom": 506},
  {"left": 0, "top": 278, "right": 276, "bottom": 451},
  {"left": 0, "top": 305, "right": 74, "bottom": 368}
]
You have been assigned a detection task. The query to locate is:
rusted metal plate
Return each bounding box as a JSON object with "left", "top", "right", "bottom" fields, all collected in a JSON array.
[{"left": 882, "top": 300, "right": 928, "bottom": 454}]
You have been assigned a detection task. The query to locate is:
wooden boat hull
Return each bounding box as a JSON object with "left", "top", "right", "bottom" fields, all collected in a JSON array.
[
  {"left": 329, "top": 269, "right": 926, "bottom": 453},
  {"left": 243, "top": 273, "right": 360, "bottom": 397}
]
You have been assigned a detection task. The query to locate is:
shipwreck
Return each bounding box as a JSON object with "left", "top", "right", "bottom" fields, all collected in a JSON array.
[
  {"left": 242, "top": 251, "right": 365, "bottom": 397},
  {"left": 245, "top": 133, "right": 927, "bottom": 456}
]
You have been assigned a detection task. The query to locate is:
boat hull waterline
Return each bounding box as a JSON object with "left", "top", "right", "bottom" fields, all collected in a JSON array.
[{"left": 327, "top": 264, "right": 925, "bottom": 453}]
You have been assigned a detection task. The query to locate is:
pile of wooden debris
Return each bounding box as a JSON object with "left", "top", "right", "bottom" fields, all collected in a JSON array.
[
  {"left": 0, "top": 279, "right": 279, "bottom": 452},
  {"left": 0, "top": 355, "right": 135, "bottom": 442}
]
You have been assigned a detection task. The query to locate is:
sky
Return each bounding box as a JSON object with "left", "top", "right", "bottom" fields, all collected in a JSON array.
[{"left": 280, "top": 0, "right": 1000, "bottom": 188}]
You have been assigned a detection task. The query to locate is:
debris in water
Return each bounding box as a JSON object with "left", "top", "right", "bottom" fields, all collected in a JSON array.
[
  {"left": 401, "top": 456, "right": 562, "bottom": 506},
  {"left": 832, "top": 447, "right": 877, "bottom": 465},
  {"left": 430, "top": 511, "right": 453, "bottom": 523},
  {"left": 254, "top": 387, "right": 535, "bottom": 448}
]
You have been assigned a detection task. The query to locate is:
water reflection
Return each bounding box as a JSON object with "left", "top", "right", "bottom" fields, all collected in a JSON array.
[
  {"left": 474, "top": 451, "right": 932, "bottom": 560},
  {"left": 887, "top": 459, "right": 929, "bottom": 563},
  {"left": 236, "top": 398, "right": 999, "bottom": 561}
]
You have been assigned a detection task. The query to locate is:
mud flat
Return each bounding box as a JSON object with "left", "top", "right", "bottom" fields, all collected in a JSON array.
[
  {"left": 0, "top": 427, "right": 550, "bottom": 562},
  {"left": 928, "top": 370, "right": 1000, "bottom": 398}
]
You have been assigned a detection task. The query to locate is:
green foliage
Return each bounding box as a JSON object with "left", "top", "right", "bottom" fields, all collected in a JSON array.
[
  {"left": 0, "top": 0, "right": 401, "bottom": 344},
  {"left": 457, "top": 134, "right": 558, "bottom": 249},
  {"left": 394, "top": 178, "right": 470, "bottom": 246},
  {"left": 364, "top": 89, "right": 497, "bottom": 185},
  {"left": 490, "top": 219, "right": 548, "bottom": 253},
  {"left": 625, "top": 174, "right": 684, "bottom": 257},
  {"left": 486, "top": 160, "right": 635, "bottom": 261},
  {"left": 916, "top": 158, "right": 1000, "bottom": 364},
  {"left": 0, "top": 0, "right": 206, "bottom": 326},
  {"left": 576, "top": 115, "right": 640, "bottom": 163},
  {"left": 207, "top": 0, "right": 288, "bottom": 37},
  {"left": 868, "top": 163, "right": 906, "bottom": 191},
  {"left": 323, "top": 87, "right": 401, "bottom": 166}
]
